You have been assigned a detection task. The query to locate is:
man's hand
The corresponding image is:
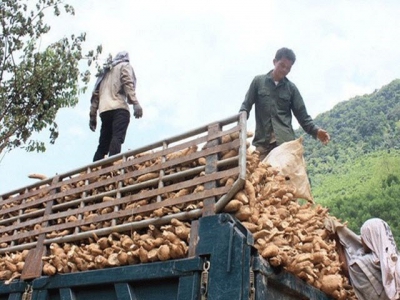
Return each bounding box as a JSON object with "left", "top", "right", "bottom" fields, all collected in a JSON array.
[
  {"left": 317, "top": 129, "right": 330, "bottom": 145},
  {"left": 89, "top": 116, "right": 97, "bottom": 132},
  {"left": 133, "top": 103, "right": 143, "bottom": 118}
]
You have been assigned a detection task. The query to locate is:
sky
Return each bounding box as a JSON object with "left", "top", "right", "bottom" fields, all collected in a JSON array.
[{"left": 1, "top": 0, "right": 400, "bottom": 194}]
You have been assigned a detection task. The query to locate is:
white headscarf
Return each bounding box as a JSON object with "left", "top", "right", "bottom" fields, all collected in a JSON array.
[
  {"left": 361, "top": 218, "right": 400, "bottom": 300},
  {"left": 91, "top": 51, "right": 131, "bottom": 98}
]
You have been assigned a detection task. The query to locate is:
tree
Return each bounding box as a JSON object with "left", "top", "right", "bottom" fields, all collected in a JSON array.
[{"left": 0, "top": 0, "right": 101, "bottom": 154}]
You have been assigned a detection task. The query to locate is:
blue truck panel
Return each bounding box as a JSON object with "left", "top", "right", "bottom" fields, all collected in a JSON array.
[{"left": 0, "top": 214, "right": 331, "bottom": 300}]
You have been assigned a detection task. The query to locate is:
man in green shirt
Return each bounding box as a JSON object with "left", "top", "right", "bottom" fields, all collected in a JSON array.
[{"left": 239, "top": 47, "right": 330, "bottom": 160}]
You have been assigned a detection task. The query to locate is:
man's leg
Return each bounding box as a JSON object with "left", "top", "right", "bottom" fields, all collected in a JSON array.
[
  {"left": 93, "top": 111, "right": 113, "bottom": 161},
  {"left": 109, "top": 109, "right": 130, "bottom": 157},
  {"left": 256, "top": 142, "right": 277, "bottom": 161}
]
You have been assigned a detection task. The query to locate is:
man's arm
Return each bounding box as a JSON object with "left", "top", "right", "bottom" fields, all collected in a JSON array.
[
  {"left": 239, "top": 77, "right": 258, "bottom": 119},
  {"left": 121, "top": 64, "right": 142, "bottom": 118},
  {"left": 89, "top": 92, "right": 99, "bottom": 132},
  {"left": 121, "top": 64, "right": 138, "bottom": 105},
  {"left": 317, "top": 129, "right": 330, "bottom": 145},
  {"left": 290, "top": 84, "right": 318, "bottom": 136},
  {"left": 291, "top": 85, "right": 330, "bottom": 144}
]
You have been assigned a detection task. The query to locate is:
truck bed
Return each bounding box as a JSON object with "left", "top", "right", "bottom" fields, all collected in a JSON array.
[
  {"left": 0, "top": 113, "right": 333, "bottom": 299},
  {"left": 0, "top": 214, "right": 331, "bottom": 300}
]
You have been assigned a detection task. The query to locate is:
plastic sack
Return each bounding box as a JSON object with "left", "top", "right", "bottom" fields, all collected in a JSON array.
[{"left": 262, "top": 137, "right": 313, "bottom": 201}]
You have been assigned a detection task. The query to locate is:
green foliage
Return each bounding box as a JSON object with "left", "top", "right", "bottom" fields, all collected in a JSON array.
[
  {"left": 302, "top": 79, "right": 400, "bottom": 167},
  {"left": 0, "top": 0, "right": 102, "bottom": 154},
  {"left": 294, "top": 80, "right": 400, "bottom": 243},
  {"left": 311, "top": 150, "right": 400, "bottom": 243}
]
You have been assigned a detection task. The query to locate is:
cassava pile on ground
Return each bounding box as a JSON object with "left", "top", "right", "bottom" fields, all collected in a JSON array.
[{"left": 0, "top": 132, "right": 355, "bottom": 299}]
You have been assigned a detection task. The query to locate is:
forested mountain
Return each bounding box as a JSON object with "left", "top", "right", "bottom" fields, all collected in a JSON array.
[{"left": 297, "top": 79, "right": 400, "bottom": 241}]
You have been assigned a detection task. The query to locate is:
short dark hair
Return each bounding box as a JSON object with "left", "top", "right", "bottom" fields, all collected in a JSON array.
[{"left": 275, "top": 48, "right": 296, "bottom": 64}]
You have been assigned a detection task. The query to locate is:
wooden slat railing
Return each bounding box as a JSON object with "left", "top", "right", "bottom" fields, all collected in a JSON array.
[{"left": 0, "top": 113, "right": 248, "bottom": 255}]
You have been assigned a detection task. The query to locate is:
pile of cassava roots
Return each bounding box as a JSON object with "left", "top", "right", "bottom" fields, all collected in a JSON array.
[{"left": 0, "top": 133, "right": 356, "bottom": 299}]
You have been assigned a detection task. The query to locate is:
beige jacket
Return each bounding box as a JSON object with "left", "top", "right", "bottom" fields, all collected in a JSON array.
[{"left": 90, "top": 62, "right": 138, "bottom": 115}]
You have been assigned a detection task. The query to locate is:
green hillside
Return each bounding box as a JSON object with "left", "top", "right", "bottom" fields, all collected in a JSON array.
[
  {"left": 296, "top": 79, "right": 400, "bottom": 242},
  {"left": 312, "top": 150, "right": 400, "bottom": 240}
]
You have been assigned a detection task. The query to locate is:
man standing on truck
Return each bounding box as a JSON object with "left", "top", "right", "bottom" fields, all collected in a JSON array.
[
  {"left": 89, "top": 51, "right": 143, "bottom": 161},
  {"left": 239, "top": 47, "right": 330, "bottom": 160}
]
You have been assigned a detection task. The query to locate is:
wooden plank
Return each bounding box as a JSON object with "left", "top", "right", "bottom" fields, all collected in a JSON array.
[
  {"left": 0, "top": 166, "right": 239, "bottom": 242},
  {"left": 51, "top": 155, "right": 238, "bottom": 214},
  {"left": 0, "top": 181, "right": 52, "bottom": 203},
  {"left": 0, "top": 165, "right": 238, "bottom": 235},
  {"left": 0, "top": 208, "right": 45, "bottom": 226},
  {"left": 0, "top": 116, "right": 240, "bottom": 203},
  {"left": 57, "top": 138, "right": 239, "bottom": 198},
  {"left": 0, "top": 192, "right": 54, "bottom": 217},
  {"left": 46, "top": 131, "right": 213, "bottom": 190},
  {"left": 20, "top": 246, "right": 46, "bottom": 279},
  {"left": 0, "top": 138, "right": 240, "bottom": 219},
  {"left": 0, "top": 185, "right": 232, "bottom": 244},
  {"left": 95, "top": 123, "right": 240, "bottom": 176},
  {"left": 0, "top": 185, "right": 52, "bottom": 211},
  {"left": 188, "top": 220, "right": 199, "bottom": 258},
  {"left": 0, "top": 120, "right": 243, "bottom": 246},
  {"left": 21, "top": 176, "right": 59, "bottom": 280},
  {"left": 63, "top": 185, "right": 230, "bottom": 231},
  {"left": 203, "top": 123, "right": 221, "bottom": 216}
]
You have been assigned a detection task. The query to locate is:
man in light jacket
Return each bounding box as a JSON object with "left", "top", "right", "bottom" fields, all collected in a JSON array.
[{"left": 89, "top": 51, "right": 143, "bottom": 161}]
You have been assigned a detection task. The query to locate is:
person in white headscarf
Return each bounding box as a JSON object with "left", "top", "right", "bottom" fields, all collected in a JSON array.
[
  {"left": 325, "top": 217, "right": 400, "bottom": 300},
  {"left": 89, "top": 51, "right": 143, "bottom": 161}
]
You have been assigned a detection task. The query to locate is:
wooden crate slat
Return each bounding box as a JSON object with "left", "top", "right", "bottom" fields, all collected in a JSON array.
[
  {"left": 0, "top": 185, "right": 231, "bottom": 245},
  {"left": 0, "top": 138, "right": 240, "bottom": 218},
  {"left": 0, "top": 113, "right": 246, "bottom": 258},
  {"left": 0, "top": 167, "right": 239, "bottom": 244}
]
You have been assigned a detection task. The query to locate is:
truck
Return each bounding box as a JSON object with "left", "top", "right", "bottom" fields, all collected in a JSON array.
[{"left": 0, "top": 113, "right": 332, "bottom": 299}]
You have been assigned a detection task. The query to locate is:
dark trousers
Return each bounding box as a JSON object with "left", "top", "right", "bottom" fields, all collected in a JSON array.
[
  {"left": 93, "top": 109, "right": 130, "bottom": 162},
  {"left": 256, "top": 142, "right": 277, "bottom": 161}
]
